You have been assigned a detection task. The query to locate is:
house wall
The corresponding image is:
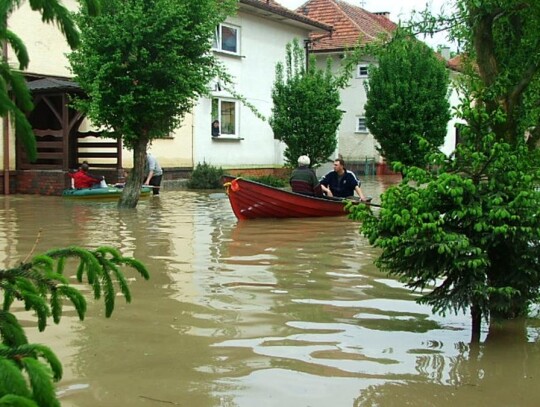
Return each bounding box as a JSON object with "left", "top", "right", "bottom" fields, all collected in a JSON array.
[
  {"left": 313, "top": 54, "right": 381, "bottom": 166},
  {"left": 193, "top": 12, "right": 310, "bottom": 170},
  {"left": 441, "top": 70, "right": 461, "bottom": 156},
  {"left": 8, "top": 2, "right": 74, "bottom": 77}
]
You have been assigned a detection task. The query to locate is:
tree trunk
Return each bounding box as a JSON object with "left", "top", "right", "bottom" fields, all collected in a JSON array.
[
  {"left": 470, "top": 303, "right": 482, "bottom": 344},
  {"left": 118, "top": 136, "right": 149, "bottom": 208}
]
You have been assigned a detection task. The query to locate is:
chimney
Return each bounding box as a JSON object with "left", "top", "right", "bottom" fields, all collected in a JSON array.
[{"left": 440, "top": 46, "right": 451, "bottom": 61}]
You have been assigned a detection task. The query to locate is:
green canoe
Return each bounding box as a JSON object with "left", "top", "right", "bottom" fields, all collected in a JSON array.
[{"left": 62, "top": 186, "right": 153, "bottom": 200}]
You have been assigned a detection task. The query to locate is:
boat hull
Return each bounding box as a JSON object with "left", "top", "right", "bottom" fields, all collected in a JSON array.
[
  {"left": 223, "top": 176, "right": 352, "bottom": 220},
  {"left": 62, "top": 186, "right": 152, "bottom": 200}
]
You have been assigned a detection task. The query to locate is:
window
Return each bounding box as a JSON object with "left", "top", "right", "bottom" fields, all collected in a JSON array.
[
  {"left": 212, "top": 98, "right": 238, "bottom": 137},
  {"left": 356, "top": 117, "right": 368, "bottom": 133},
  {"left": 356, "top": 64, "right": 369, "bottom": 78},
  {"left": 213, "top": 23, "right": 240, "bottom": 54}
]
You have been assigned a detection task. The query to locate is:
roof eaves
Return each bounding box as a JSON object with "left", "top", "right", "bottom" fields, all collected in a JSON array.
[
  {"left": 239, "top": 0, "right": 332, "bottom": 32},
  {"left": 26, "top": 77, "right": 82, "bottom": 93}
]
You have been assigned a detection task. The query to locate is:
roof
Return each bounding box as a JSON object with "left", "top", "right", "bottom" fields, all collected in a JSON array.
[
  {"left": 295, "top": 0, "right": 397, "bottom": 52},
  {"left": 239, "top": 0, "right": 332, "bottom": 33},
  {"left": 26, "top": 77, "right": 82, "bottom": 93},
  {"left": 447, "top": 55, "right": 463, "bottom": 72}
]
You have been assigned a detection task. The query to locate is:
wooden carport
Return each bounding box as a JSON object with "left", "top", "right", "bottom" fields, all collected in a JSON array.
[{"left": 9, "top": 77, "right": 123, "bottom": 195}]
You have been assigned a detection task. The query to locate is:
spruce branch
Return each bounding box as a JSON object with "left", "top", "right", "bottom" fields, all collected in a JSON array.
[
  {"left": 0, "top": 357, "right": 31, "bottom": 400},
  {"left": 0, "top": 393, "right": 38, "bottom": 406},
  {"left": 20, "top": 357, "right": 60, "bottom": 407},
  {"left": 0, "top": 244, "right": 149, "bottom": 404},
  {"left": 0, "top": 311, "right": 28, "bottom": 347}
]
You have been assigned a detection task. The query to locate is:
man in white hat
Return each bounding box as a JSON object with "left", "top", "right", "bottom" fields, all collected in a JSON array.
[{"left": 289, "top": 155, "right": 322, "bottom": 196}]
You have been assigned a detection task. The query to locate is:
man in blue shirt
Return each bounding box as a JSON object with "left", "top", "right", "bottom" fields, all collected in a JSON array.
[{"left": 320, "top": 158, "right": 367, "bottom": 200}]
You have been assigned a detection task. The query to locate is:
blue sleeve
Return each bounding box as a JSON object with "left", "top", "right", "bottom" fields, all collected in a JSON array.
[
  {"left": 319, "top": 172, "right": 329, "bottom": 186},
  {"left": 349, "top": 172, "right": 359, "bottom": 187}
]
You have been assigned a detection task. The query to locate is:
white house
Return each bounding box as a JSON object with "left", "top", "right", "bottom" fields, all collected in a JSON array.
[
  {"left": 192, "top": 0, "right": 331, "bottom": 173},
  {"left": 296, "top": 0, "right": 461, "bottom": 174}
]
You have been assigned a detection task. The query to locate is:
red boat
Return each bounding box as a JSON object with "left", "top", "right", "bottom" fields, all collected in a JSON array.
[{"left": 223, "top": 176, "right": 356, "bottom": 220}]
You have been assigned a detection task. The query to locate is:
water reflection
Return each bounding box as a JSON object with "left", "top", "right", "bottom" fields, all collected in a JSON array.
[{"left": 0, "top": 176, "right": 539, "bottom": 407}]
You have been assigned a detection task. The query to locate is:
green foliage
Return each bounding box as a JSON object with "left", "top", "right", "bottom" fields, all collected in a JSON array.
[
  {"left": 69, "top": 0, "right": 236, "bottom": 207},
  {"left": 0, "top": 0, "right": 101, "bottom": 162},
  {"left": 410, "top": 0, "right": 540, "bottom": 147},
  {"left": 245, "top": 175, "right": 287, "bottom": 188},
  {"left": 0, "top": 246, "right": 149, "bottom": 406},
  {"left": 364, "top": 30, "right": 451, "bottom": 169},
  {"left": 187, "top": 162, "right": 224, "bottom": 189},
  {"left": 270, "top": 38, "right": 343, "bottom": 168},
  {"left": 350, "top": 126, "right": 540, "bottom": 323},
  {"left": 357, "top": 1, "right": 540, "bottom": 339}
]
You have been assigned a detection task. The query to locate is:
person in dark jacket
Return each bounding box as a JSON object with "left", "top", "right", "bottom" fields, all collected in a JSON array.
[
  {"left": 320, "top": 158, "right": 367, "bottom": 200},
  {"left": 289, "top": 155, "right": 322, "bottom": 196}
]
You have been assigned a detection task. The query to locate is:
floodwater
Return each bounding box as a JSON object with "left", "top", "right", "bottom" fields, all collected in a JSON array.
[{"left": 1, "top": 176, "right": 539, "bottom": 407}]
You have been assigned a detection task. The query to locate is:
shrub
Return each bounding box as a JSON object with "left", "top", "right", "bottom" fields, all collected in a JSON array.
[
  {"left": 188, "top": 162, "right": 224, "bottom": 189},
  {"left": 246, "top": 175, "right": 287, "bottom": 188}
]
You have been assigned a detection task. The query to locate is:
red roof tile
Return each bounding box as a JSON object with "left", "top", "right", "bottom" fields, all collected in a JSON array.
[{"left": 295, "top": 0, "right": 396, "bottom": 52}]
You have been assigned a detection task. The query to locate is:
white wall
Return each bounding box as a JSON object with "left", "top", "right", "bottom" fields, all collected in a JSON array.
[
  {"left": 314, "top": 54, "right": 381, "bottom": 165},
  {"left": 315, "top": 53, "right": 462, "bottom": 164},
  {"left": 441, "top": 71, "right": 461, "bottom": 156},
  {"left": 8, "top": 2, "right": 75, "bottom": 77},
  {"left": 193, "top": 12, "right": 311, "bottom": 169}
]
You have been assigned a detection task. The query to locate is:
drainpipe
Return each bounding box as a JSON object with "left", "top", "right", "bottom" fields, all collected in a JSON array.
[
  {"left": 2, "top": 40, "right": 9, "bottom": 195},
  {"left": 303, "top": 39, "right": 311, "bottom": 72}
]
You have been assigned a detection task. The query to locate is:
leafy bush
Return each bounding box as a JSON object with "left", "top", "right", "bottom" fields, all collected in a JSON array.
[
  {"left": 246, "top": 175, "right": 287, "bottom": 188},
  {"left": 188, "top": 162, "right": 225, "bottom": 189}
]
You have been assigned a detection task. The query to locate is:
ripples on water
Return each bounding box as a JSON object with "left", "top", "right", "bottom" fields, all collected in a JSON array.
[{"left": 1, "top": 177, "right": 539, "bottom": 407}]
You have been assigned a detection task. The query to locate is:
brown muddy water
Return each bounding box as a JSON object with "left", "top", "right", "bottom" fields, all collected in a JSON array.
[{"left": 1, "top": 176, "right": 539, "bottom": 407}]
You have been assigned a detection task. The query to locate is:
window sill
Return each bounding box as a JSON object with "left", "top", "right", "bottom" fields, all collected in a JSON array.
[
  {"left": 212, "top": 50, "right": 245, "bottom": 59},
  {"left": 212, "top": 136, "right": 244, "bottom": 141}
]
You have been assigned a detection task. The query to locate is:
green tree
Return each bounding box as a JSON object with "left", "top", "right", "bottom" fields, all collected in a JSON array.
[
  {"left": 69, "top": 0, "right": 236, "bottom": 208},
  {"left": 416, "top": 0, "right": 540, "bottom": 147},
  {"left": 351, "top": 1, "right": 540, "bottom": 341},
  {"left": 364, "top": 31, "right": 450, "bottom": 170},
  {"left": 270, "top": 38, "right": 343, "bottom": 168},
  {"left": 0, "top": 0, "right": 100, "bottom": 162},
  {"left": 0, "top": 245, "right": 149, "bottom": 406}
]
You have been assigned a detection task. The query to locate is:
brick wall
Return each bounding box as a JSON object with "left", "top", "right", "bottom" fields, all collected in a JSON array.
[{"left": 15, "top": 170, "right": 68, "bottom": 195}]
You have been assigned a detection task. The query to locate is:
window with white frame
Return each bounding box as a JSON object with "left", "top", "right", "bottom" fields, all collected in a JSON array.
[
  {"left": 212, "top": 98, "right": 239, "bottom": 137},
  {"left": 213, "top": 23, "right": 240, "bottom": 55},
  {"left": 356, "top": 116, "right": 368, "bottom": 133},
  {"left": 356, "top": 64, "right": 369, "bottom": 78}
]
